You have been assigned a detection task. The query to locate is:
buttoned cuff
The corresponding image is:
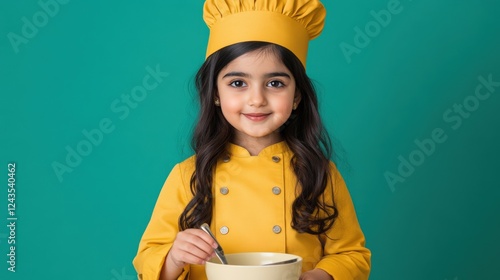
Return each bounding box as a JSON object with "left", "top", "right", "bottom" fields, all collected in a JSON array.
[
  {"left": 315, "top": 258, "right": 355, "bottom": 280},
  {"left": 134, "top": 244, "right": 190, "bottom": 280}
]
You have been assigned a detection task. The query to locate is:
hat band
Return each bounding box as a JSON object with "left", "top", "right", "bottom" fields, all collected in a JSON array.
[{"left": 205, "top": 11, "right": 310, "bottom": 66}]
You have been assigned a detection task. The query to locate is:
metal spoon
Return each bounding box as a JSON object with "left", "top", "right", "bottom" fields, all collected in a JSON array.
[
  {"left": 263, "top": 258, "right": 298, "bottom": 266},
  {"left": 200, "top": 223, "right": 228, "bottom": 264}
]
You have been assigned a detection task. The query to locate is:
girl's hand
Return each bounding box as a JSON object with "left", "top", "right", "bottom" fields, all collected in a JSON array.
[
  {"left": 166, "top": 229, "right": 218, "bottom": 269},
  {"left": 300, "top": 268, "right": 334, "bottom": 280}
]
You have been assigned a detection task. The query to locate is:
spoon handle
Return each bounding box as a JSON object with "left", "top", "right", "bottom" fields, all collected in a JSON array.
[
  {"left": 263, "top": 258, "right": 298, "bottom": 266},
  {"left": 200, "top": 223, "right": 228, "bottom": 264}
]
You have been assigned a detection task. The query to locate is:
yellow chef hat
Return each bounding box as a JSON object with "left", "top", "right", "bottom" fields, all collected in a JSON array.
[{"left": 203, "top": 0, "right": 326, "bottom": 66}]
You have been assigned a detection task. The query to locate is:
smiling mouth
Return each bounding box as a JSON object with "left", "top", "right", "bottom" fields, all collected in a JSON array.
[{"left": 243, "top": 113, "right": 271, "bottom": 121}]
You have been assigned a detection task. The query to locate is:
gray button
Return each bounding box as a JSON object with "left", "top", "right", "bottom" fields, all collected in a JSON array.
[
  {"left": 272, "top": 156, "right": 281, "bottom": 163},
  {"left": 272, "top": 186, "right": 281, "bottom": 195},
  {"left": 220, "top": 226, "right": 229, "bottom": 235},
  {"left": 272, "top": 225, "right": 282, "bottom": 234},
  {"left": 220, "top": 187, "right": 229, "bottom": 195},
  {"left": 222, "top": 155, "right": 230, "bottom": 163}
]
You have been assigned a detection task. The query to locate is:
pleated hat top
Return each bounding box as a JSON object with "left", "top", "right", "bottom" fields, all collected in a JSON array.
[{"left": 203, "top": 0, "right": 326, "bottom": 66}]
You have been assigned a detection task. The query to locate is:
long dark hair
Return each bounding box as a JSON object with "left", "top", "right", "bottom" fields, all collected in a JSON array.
[{"left": 179, "top": 41, "right": 338, "bottom": 235}]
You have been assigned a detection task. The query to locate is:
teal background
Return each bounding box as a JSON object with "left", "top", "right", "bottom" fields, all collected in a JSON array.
[{"left": 1, "top": 0, "right": 499, "bottom": 279}]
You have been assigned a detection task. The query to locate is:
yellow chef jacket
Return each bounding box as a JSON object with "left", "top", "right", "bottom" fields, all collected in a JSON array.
[{"left": 133, "top": 142, "right": 371, "bottom": 280}]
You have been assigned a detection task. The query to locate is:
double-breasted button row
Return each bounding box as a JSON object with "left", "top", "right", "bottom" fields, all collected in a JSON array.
[
  {"left": 223, "top": 155, "right": 281, "bottom": 163},
  {"left": 218, "top": 225, "right": 282, "bottom": 235},
  {"left": 220, "top": 186, "right": 280, "bottom": 195}
]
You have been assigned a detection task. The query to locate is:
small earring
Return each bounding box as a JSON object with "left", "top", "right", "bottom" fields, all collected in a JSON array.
[
  {"left": 214, "top": 99, "right": 220, "bottom": 106},
  {"left": 293, "top": 102, "right": 297, "bottom": 110}
]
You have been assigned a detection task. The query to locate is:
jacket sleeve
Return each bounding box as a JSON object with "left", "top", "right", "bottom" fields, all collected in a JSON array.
[
  {"left": 314, "top": 163, "right": 371, "bottom": 280},
  {"left": 132, "top": 163, "right": 192, "bottom": 280}
]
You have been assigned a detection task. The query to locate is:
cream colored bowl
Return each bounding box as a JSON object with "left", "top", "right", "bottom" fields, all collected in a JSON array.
[{"left": 205, "top": 252, "right": 302, "bottom": 280}]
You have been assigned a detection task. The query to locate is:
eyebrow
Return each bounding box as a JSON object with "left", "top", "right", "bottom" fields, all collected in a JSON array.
[{"left": 221, "top": 71, "right": 291, "bottom": 79}]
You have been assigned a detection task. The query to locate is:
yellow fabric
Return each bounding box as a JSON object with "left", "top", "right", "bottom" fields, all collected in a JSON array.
[
  {"left": 133, "top": 142, "right": 371, "bottom": 280},
  {"left": 203, "top": 0, "right": 326, "bottom": 66}
]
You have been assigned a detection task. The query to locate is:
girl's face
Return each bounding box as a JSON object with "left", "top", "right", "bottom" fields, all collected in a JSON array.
[{"left": 216, "top": 49, "right": 300, "bottom": 147}]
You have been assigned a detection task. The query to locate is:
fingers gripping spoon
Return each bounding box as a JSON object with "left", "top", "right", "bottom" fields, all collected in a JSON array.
[{"left": 200, "top": 223, "right": 228, "bottom": 264}]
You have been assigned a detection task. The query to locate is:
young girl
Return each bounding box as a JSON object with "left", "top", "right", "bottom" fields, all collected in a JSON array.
[{"left": 133, "top": 1, "right": 371, "bottom": 279}]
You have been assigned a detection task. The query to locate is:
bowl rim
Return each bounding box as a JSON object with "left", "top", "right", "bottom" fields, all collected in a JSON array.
[{"left": 205, "top": 252, "right": 303, "bottom": 267}]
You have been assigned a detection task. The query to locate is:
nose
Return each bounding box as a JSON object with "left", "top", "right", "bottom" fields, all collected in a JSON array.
[{"left": 248, "top": 85, "right": 267, "bottom": 107}]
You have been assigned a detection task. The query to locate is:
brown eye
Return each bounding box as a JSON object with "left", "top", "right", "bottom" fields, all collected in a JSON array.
[
  {"left": 229, "top": 80, "right": 246, "bottom": 87},
  {"left": 268, "top": 80, "right": 285, "bottom": 88}
]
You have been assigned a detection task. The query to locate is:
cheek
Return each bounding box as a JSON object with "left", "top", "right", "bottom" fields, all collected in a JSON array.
[
  {"left": 275, "top": 99, "right": 294, "bottom": 116},
  {"left": 220, "top": 97, "right": 242, "bottom": 114}
]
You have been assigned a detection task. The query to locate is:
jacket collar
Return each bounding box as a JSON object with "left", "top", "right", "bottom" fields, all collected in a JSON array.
[{"left": 227, "top": 141, "right": 290, "bottom": 157}]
